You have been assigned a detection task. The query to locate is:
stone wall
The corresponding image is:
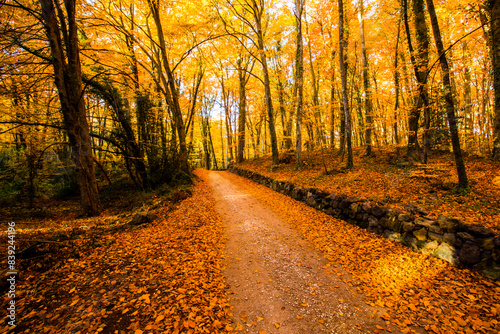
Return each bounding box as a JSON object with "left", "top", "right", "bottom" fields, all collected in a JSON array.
[{"left": 228, "top": 166, "right": 500, "bottom": 280}]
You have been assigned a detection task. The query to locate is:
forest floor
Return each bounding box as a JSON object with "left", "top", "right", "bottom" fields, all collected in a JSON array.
[
  {"left": 235, "top": 147, "right": 500, "bottom": 231},
  {"left": 0, "top": 167, "right": 499, "bottom": 334},
  {"left": 215, "top": 170, "right": 499, "bottom": 334}
]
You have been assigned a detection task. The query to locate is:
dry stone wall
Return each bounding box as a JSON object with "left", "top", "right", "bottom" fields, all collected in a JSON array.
[{"left": 228, "top": 166, "right": 500, "bottom": 280}]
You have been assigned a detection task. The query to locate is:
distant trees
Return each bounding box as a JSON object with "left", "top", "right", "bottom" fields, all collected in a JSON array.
[{"left": 2, "top": 0, "right": 499, "bottom": 204}]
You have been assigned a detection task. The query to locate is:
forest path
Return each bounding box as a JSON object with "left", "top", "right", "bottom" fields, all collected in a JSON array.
[{"left": 207, "top": 171, "right": 398, "bottom": 334}]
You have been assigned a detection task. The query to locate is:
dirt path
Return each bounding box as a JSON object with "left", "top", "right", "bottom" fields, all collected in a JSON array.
[{"left": 207, "top": 171, "right": 398, "bottom": 334}]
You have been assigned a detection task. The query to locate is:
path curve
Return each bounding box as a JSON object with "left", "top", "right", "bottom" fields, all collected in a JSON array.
[{"left": 207, "top": 171, "right": 398, "bottom": 334}]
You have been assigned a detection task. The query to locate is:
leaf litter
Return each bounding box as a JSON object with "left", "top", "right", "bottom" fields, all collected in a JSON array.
[
  {"left": 221, "top": 170, "right": 500, "bottom": 334},
  {"left": 1, "top": 169, "right": 232, "bottom": 334}
]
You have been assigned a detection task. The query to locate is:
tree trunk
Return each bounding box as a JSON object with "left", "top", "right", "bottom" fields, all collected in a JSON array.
[
  {"left": 252, "top": 3, "right": 279, "bottom": 166},
  {"left": 237, "top": 58, "right": 248, "bottom": 163},
  {"left": 358, "top": 0, "right": 373, "bottom": 156},
  {"left": 329, "top": 50, "right": 337, "bottom": 149},
  {"left": 425, "top": 0, "right": 468, "bottom": 188},
  {"left": 393, "top": 34, "right": 401, "bottom": 150},
  {"left": 403, "top": 0, "right": 430, "bottom": 161},
  {"left": 148, "top": 0, "right": 189, "bottom": 172},
  {"left": 39, "top": 0, "right": 99, "bottom": 216},
  {"left": 487, "top": 0, "right": 500, "bottom": 159},
  {"left": 338, "top": 0, "right": 353, "bottom": 168},
  {"left": 295, "top": 0, "right": 305, "bottom": 169}
]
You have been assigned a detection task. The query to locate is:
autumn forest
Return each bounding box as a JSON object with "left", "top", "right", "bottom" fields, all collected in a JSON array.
[{"left": 1, "top": 0, "right": 500, "bottom": 333}]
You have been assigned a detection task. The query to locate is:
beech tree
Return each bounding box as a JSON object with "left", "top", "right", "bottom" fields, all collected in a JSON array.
[
  {"left": 39, "top": 0, "right": 100, "bottom": 215},
  {"left": 425, "top": 0, "right": 468, "bottom": 188},
  {"left": 357, "top": 0, "right": 374, "bottom": 156},
  {"left": 338, "top": 0, "right": 353, "bottom": 168},
  {"left": 486, "top": 0, "right": 500, "bottom": 160}
]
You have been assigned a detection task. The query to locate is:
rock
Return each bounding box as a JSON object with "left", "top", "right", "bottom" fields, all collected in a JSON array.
[
  {"left": 305, "top": 195, "right": 317, "bottom": 207},
  {"left": 482, "top": 238, "right": 494, "bottom": 250},
  {"left": 428, "top": 232, "right": 444, "bottom": 242},
  {"left": 474, "top": 259, "right": 500, "bottom": 280},
  {"left": 413, "top": 228, "right": 428, "bottom": 241},
  {"left": 404, "top": 203, "right": 429, "bottom": 216},
  {"left": 457, "top": 232, "right": 474, "bottom": 241},
  {"left": 379, "top": 217, "right": 389, "bottom": 228},
  {"left": 387, "top": 216, "right": 402, "bottom": 232},
  {"left": 402, "top": 222, "right": 415, "bottom": 233},
  {"left": 415, "top": 217, "right": 435, "bottom": 228},
  {"left": 384, "top": 231, "right": 403, "bottom": 243},
  {"left": 434, "top": 243, "right": 457, "bottom": 264},
  {"left": 443, "top": 233, "right": 457, "bottom": 247},
  {"left": 494, "top": 236, "right": 500, "bottom": 248},
  {"left": 459, "top": 242, "right": 482, "bottom": 265},
  {"left": 361, "top": 201, "right": 373, "bottom": 213},
  {"left": 291, "top": 187, "right": 303, "bottom": 200},
  {"left": 368, "top": 218, "right": 379, "bottom": 228},
  {"left": 422, "top": 240, "right": 439, "bottom": 254},
  {"left": 437, "top": 216, "right": 459, "bottom": 232},
  {"left": 493, "top": 248, "right": 500, "bottom": 263},
  {"left": 371, "top": 205, "right": 386, "bottom": 218},
  {"left": 403, "top": 234, "right": 418, "bottom": 249},
  {"left": 350, "top": 202, "right": 360, "bottom": 213},
  {"left": 128, "top": 212, "right": 157, "bottom": 226},
  {"left": 429, "top": 225, "right": 443, "bottom": 234},
  {"left": 467, "top": 225, "right": 495, "bottom": 238},
  {"left": 398, "top": 214, "right": 412, "bottom": 222}
]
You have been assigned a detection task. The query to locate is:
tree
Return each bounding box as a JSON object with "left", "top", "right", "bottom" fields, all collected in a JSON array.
[
  {"left": 486, "top": 0, "right": 500, "bottom": 160},
  {"left": 294, "top": 0, "right": 305, "bottom": 169},
  {"left": 403, "top": 0, "right": 431, "bottom": 162},
  {"left": 236, "top": 55, "right": 254, "bottom": 163},
  {"left": 357, "top": 0, "right": 374, "bottom": 156},
  {"left": 338, "top": 0, "right": 353, "bottom": 168},
  {"left": 218, "top": 0, "right": 280, "bottom": 166},
  {"left": 147, "top": 0, "right": 190, "bottom": 173},
  {"left": 425, "top": 0, "right": 468, "bottom": 188},
  {"left": 39, "top": 0, "right": 100, "bottom": 215}
]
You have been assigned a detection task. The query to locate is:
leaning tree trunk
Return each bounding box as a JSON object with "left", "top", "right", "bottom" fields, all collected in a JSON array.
[
  {"left": 425, "top": 0, "right": 468, "bottom": 188},
  {"left": 39, "top": 0, "right": 99, "bottom": 216},
  {"left": 253, "top": 5, "right": 279, "bottom": 166},
  {"left": 338, "top": 0, "right": 353, "bottom": 168},
  {"left": 148, "top": 0, "right": 189, "bottom": 172}
]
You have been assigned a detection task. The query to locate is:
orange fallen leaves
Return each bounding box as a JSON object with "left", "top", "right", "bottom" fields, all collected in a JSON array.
[
  {"left": 223, "top": 170, "right": 500, "bottom": 334},
  {"left": 2, "top": 169, "right": 232, "bottom": 333},
  {"left": 237, "top": 149, "right": 500, "bottom": 231}
]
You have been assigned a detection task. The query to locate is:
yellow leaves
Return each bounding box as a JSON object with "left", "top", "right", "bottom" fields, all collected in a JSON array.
[
  {"left": 134, "top": 330, "right": 143, "bottom": 334},
  {"left": 155, "top": 315, "right": 165, "bottom": 323},
  {"left": 256, "top": 316, "right": 264, "bottom": 321},
  {"left": 274, "top": 322, "right": 280, "bottom": 328}
]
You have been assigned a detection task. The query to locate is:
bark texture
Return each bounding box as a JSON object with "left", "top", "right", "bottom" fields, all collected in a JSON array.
[{"left": 39, "top": 0, "right": 99, "bottom": 215}]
